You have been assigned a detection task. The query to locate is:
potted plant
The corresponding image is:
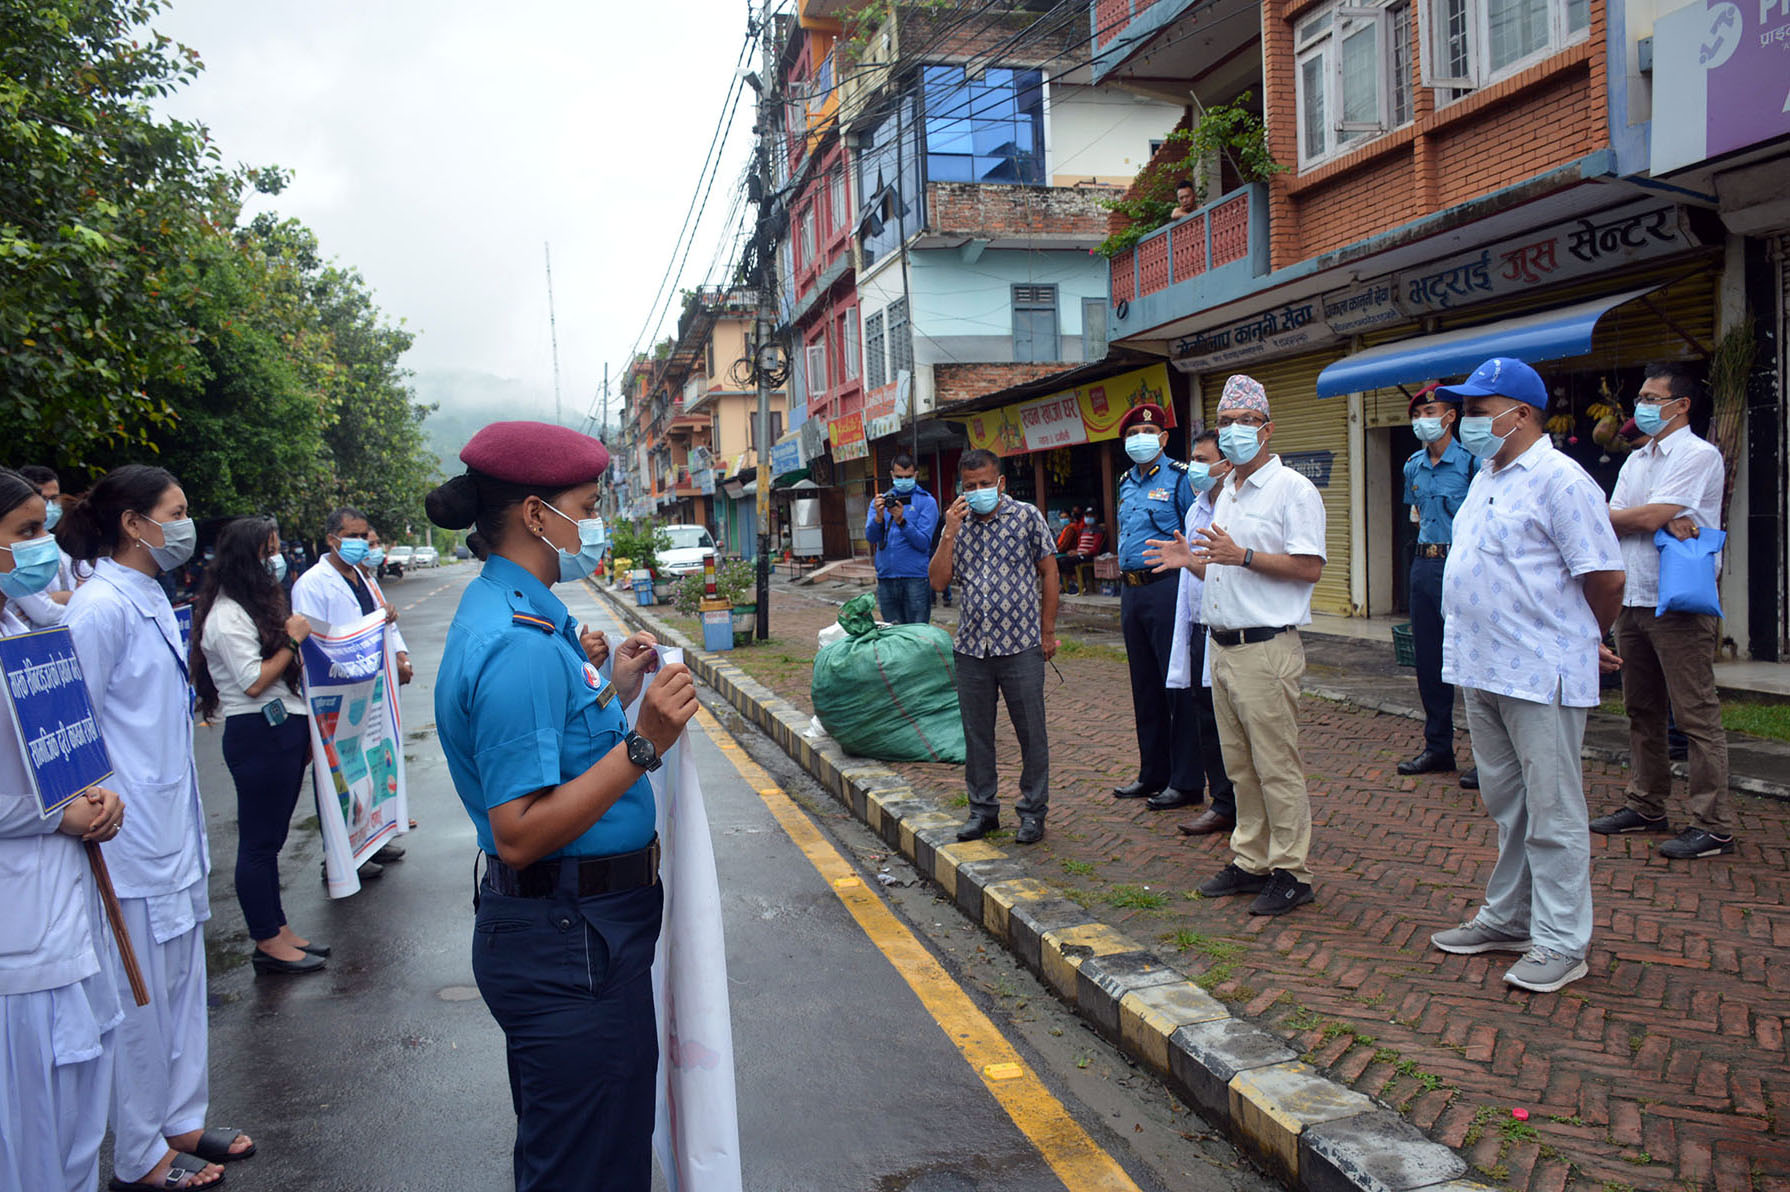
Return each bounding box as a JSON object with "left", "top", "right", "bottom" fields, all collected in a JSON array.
[
  {"left": 610, "top": 520, "right": 671, "bottom": 598},
  {"left": 718, "top": 559, "right": 758, "bottom": 639}
]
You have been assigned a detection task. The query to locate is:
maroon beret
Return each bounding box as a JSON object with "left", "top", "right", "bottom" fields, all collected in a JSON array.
[
  {"left": 460, "top": 421, "right": 610, "bottom": 486},
  {"left": 1407, "top": 382, "right": 1446, "bottom": 416},
  {"left": 1118, "top": 403, "right": 1167, "bottom": 435}
]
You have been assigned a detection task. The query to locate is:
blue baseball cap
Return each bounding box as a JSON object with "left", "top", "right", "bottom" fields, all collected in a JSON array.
[{"left": 1436, "top": 357, "right": 1548, "bottom": 408}]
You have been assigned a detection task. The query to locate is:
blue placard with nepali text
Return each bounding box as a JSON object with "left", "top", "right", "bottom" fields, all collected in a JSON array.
[{"left": 0, "top": 627, "right": 115, "bottom": 818}]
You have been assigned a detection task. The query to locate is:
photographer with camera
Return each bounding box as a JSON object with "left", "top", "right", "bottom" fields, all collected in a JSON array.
[{"left": 865, "top": 452, "right": 939, "bottom": 625}]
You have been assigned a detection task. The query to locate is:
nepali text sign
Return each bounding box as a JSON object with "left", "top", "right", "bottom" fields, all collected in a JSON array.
[
  {"left": 964, "top": 362, "right": 1174, "bottom": 457},
  {"left": 1652, "top": 0, "right": 1790, "bottom": 175},
  {"left": 1170, "top": 300, "right": 1336, "bottom": 373},
  {"left": 769, "top": 435, "right": 802, "bottom": 476},
  {"left": 1321, "top": 280, "right": 1404, "bottom": 334},
  {"left": 0, "top": 627, "right": 114, "bottom": 817},
  {"left": 1279, "top": 450, "right": 1337, "bottom": 489},
  {"left": 301, "top": 610, "right": 406, "bottom": 898},
  {"left": 828, "top": 411, "right": 869, "bottom": 462}
]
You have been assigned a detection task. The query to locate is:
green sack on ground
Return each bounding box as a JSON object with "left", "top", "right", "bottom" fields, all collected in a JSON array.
[{"left": 812, "top": 594, "right": 965, "bottom": 764}]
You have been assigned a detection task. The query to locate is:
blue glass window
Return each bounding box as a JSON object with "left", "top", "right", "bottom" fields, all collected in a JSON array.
[{"left": 921, "top": 66, "right": 1044, "bottom": 186}]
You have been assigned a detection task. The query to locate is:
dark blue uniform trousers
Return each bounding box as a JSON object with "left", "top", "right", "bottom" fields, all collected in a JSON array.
[
  {"left": 1121, "top": 576, "right": 1202, "bottom": 792},
  {"left": 473, "top": 871, "right": 664, "bottom": 1192},
  {"left": 1409, "top": 554, "right": 1455, "bottom": 755}
]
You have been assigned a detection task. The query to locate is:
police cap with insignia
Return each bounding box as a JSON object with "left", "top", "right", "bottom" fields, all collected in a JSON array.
[
  {"left": 1118, "top": 403, "right": 1168, "bottom": 435},
  {"left": 1407, "top": 381, "right": 1457, "bottom": 416}
]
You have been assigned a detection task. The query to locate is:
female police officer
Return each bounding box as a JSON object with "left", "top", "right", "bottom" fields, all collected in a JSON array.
[{"left": 425, "top": 421, "right": 698, "bottom": 1192}]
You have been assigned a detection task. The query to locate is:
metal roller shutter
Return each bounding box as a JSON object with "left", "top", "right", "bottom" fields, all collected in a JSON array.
[{"left": 1201, "top": 349, "right": 1354, "bottom": 616}]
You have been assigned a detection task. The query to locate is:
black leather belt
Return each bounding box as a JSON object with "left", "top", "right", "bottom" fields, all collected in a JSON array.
[
  {"left": 1209, "top": 626, "right": 1292, "bottom": 647},
  {"left": 1415, "top": 543, "right": 1450, "bottom": 559},
  {"left": 483, "top": 839, "right": 660, "bottom": 899},
  {"left": 1122, "top": 568, "right": 1172, "bottom": 587}
]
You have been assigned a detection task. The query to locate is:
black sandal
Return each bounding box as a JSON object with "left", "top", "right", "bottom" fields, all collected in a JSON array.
[
  {"left": 109, "top": 1153, "right": 226, "bottom": 1190},
  {"left": 186, "top": 1127, "right": 256, "bottom": 1163}
]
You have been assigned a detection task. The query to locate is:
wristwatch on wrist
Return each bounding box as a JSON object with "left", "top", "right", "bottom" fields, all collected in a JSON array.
[
  {"left": 1242, "top": 548, "right": 1255, "bottom": 569},
  {"left": 624, "top": 730, "right": 662, "bottom": 772}
]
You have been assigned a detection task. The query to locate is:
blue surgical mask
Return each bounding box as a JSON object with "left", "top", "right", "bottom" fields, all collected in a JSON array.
[
  {"left": 965, "top": 488, "right": 1001, "bottom": 515},
  {"left": 540, "top": 502, "right": 607, "bottom": 582},
  {"left": 1458, "top": 406, "right": 1519, "bottom": 460},
  {"left": 1124, "top": 433, "right": 1161, "bottom": 465},
  {"left": 266, "top": 553, "right": 289, "bottom": 583},
  {"left": 335, "top": 536, "right": 370, "bottom": 566},
  {"left": 1633, "top": 401, "right": 1676, "bottom": 437},
  {"left": 0, "top": 534, "right": 62, "bottom": 598},
  {"left": 144, "top": 516, "right": 196, "bottom": 571},
  {"left": 363, "top": 548, "right": 385, "bottom": 568},
  {"left": 1217, "top": 423, "right": 1261, "bottom": 466},
  {"left": 1186, "top": 462, "right": 1219, "bottom": 493},
  {"left": 1411, "top": 417, "right": 1447, "bottom": 443},
  {"left": 42, "top": 501, "right": 61, "bottom": 531},
  {"left": 892, "top": 477, "right": 916, "bottom": 494}
]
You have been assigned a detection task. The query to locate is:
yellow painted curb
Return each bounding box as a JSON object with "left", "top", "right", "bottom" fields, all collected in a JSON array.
[
  {"left": 1228, "top": 1061, "right": 1376, "bottom": 1183},
  {"left": 933, "top": 839, "right": 1007, "bottom": 899},
  {"left": 1118, "top": 982, "right": 1230, "bottom": 1078},
  {"left": 898, "top": 811, "right": 960, "bottom": 860},
  {"left": 862, "top": 787, "right": 910, "bottom": 837},
  {"left": 980, "top": 878, "right": 1057, "bottom": 944},
  {"left": 1039, "top": 922, "right": 1142, "bottom": 1002}
]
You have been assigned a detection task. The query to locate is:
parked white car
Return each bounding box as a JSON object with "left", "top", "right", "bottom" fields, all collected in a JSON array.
[
  {"left": 386, "top": 545, "right": 414, "bottom": 570},
  {"left": 657, "top": 524, "right": 717, "bottom": 577},
  {"left": 412, "top": 546, "right": 440, "bottom": 568}
]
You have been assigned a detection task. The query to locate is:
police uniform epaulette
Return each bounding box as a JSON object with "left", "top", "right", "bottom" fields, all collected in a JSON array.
[
  {"left": 1167, "top": 459, "right": 1190, "bottom": 473},
  {"left": 511, "top": 611, "right": 556, "bottom": 634}
]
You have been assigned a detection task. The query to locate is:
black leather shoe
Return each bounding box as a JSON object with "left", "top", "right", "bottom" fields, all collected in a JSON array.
[
  {"left": 1112, "top": 780, "right": 1161, "bottom": 800},
  {"left": 956, "top": 815, "right": 999, "bottom": 842},
  {"left": 299, "top": 942, "right": 331, "bottom": 958},
  {"left": 1459, "top": 768, "right": 1479, "bottom": 790},
  {"left": 1397, "top": 749, "right": 1457, "bottom": 775},
  {"left": 1015, "top": 818, "right": 1044, "bottom": 845},
  {"left": 252, "top": 950, "right": 326, "bottom": 976},
  {"left": 1146, "top": 788, "right": 1201, "bottom": 810}
]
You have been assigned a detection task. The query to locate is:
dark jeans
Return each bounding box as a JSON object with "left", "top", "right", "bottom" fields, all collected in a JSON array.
[
  {"left": 221, "top": 711, "right": 311, "bottom": 941},
  {"left": 877, "top": 575, "right": 933, "bottom": 625},
  {"left": 1121, "top": 578, "right": 1201, "bottom": 790},
  {"left": 955, "top": 647, "right": 1049, "bottom": 821},
  {"left": 473, "top": 876, "right": 664, "bottom": 1192},
  {"left": 1184, "top": 625, "right": 1236, "bottom": 819},
  {"left": 1409, "top": 554, "right": 1455, "bottom": 755}
]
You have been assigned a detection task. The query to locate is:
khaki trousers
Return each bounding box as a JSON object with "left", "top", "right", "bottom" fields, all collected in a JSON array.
[
  {"left": 1615, "top": 607, "right": 1733, "bottom": 835},
  {"left": 1211, "top": 630, "right": 1313, "bottom": 883}
]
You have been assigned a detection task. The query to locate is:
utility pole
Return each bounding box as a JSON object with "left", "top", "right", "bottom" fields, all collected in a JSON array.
[
  {"left": 545, "top": 242, "right": 563, "bottom": 425},
  {"left": 750, "top": 3, "right": 779, "bottom": 643}
]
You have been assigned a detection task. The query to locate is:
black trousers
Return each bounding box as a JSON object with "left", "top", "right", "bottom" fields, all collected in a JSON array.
[
  {"left": 1183, "top": 625, "right": 1237, "bottom": 819},
  {"left": 221, "top": 711, "right": 311, "bottom": 942},
  {"left": 1409, "top": 555, "right": 1455, "bottom": 755},
  {"left": 473, "top": 874, "right": 663, "bottom": 1192},
  {"left": 1121, "top": 577, "right": 1200, "bottom": 791}
]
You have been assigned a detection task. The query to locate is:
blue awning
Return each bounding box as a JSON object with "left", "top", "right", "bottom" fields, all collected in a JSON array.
[{"left": 1315, "top": 285, "right": 1661, "bottom": 398}]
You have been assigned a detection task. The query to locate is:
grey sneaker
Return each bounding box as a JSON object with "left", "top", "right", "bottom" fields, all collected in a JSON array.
[
  {"left": 1589, "top": 807, "right": 1670, "bottom": 835},
  {"left": 1431, "top": 918, "right": 1532, "bottom": 955},
  {"left": 1658, "top": 828, "right": 1736, "bottom": 859},
  {"left": 1503, "top": 947, "right": 1588, "bottom": 993}
]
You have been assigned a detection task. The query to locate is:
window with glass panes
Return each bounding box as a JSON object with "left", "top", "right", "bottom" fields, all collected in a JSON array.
[
  {"left": 1422, "top": 0, "right": 1588, "bottom": 91},
  {"left": 921, "top": 66, "right": 1045, "bottom": 185},
  {"left": 1294, "top": 1, "right": 1413, "bottom": 168},
  {"left": 841, "top": 309, "right": 860, "bottom": 381},
  {"left": 864, "top": 309, "right": 886, "bottom": 390},
  {"left": 887, "top": 298, "right": 913, "bottom": 379}
]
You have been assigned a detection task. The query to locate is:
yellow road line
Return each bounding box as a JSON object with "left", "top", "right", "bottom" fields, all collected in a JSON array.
[{"left": 691, "top": 704, "right": 1143, "bottom": 1192}]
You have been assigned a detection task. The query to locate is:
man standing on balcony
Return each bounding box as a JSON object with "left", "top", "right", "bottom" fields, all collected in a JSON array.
[
  {"left": 866, "top": 451, "right": 939, "bottom": 624},
  {"left": 1111, "top": 403, "right": 1202, "bottom": 812}
]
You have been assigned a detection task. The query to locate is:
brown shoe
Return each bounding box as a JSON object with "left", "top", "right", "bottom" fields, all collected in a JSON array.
[{"left": 1177, "top": 810, "right": 1234, "bottom": 836}]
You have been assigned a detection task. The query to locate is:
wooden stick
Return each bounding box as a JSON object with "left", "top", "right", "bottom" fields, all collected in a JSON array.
[{"left": 85, "top": 840, "right": 149, "bottom": 1007}]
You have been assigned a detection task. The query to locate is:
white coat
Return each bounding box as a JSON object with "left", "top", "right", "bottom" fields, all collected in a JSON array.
[
  {"left": 1166, "top": 491, "right": 1217, "bottom": 691},
  {"left": 14, "top": 550, "right": 81, "bottom": 628},
  {"left": 291, "top": 557, "right": 408, "bottom": 654}
]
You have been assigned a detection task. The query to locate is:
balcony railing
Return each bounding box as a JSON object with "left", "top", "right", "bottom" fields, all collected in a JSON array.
[{"left": 1107, "top": 182, "right": 1270, "bottom": 338}]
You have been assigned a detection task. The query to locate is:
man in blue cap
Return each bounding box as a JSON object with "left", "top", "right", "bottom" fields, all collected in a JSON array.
[
  {"left": 1429, "top": 357, "right": 1625, "bottom": 994},
  {"left": 1399, "top": 382, "right": 1476, "bottom": 782}
]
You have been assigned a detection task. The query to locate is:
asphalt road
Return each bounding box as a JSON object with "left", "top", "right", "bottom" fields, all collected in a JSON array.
[{"left": 119, "top": 562, "right": 1275, "bottom": 1192}]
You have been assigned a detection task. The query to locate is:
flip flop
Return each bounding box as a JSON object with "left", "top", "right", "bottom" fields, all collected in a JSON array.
[
  {"left": 109, "top": 1153, "right": 225, "bottom": 1190},
  {"left": 186, "top": 1128, "right": 256, "bottom": 1164}
]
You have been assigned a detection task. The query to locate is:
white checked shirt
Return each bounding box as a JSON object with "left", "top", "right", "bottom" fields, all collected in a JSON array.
[
  {"left": 1200, "top": 455, "right": 1327, "bottom": 632},
  {"left": 1442, "top": 437, "right": 1623, "bottom": 707},
  {"left": 1608, "top": 425, "right": 1723, "bottom": 608}
]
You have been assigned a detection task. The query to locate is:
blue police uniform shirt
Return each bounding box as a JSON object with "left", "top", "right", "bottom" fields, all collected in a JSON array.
[
  {"left": 435, "top": 553, "right": 655, "bottom": 860},
  {"left": 1403, "top": 438, "right": 1474, "bottom": 545},
  {"left": 1118, "top": 454, "right": 1196, "bottom": 569}
]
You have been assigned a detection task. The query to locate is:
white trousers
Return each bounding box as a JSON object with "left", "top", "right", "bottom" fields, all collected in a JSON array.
[
  {"left": 1463, "top": 686, "right": 1594, "bottom": 960},
  {"left": 0, "top": 981, "right": 115, "bottom": 1192},
  {"left": 105, "top": 897, "right": 210, "bottom": 1183}
]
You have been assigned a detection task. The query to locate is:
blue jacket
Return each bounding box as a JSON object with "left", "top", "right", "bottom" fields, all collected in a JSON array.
[{"left": 865, "top": 487, "right": 939, "bottom": 579}]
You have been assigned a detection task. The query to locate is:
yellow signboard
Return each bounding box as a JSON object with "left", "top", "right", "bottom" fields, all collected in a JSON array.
[{"left": 963, "top": 363, "right": 1174, "bottom": 457}]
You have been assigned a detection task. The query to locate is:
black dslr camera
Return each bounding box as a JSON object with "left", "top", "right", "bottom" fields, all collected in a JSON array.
[{"left": 880, "top": 488, "right": 904, "bottom": 513}]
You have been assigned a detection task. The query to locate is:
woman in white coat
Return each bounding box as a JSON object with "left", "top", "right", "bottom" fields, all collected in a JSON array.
[
  {"left": 58, "top": 465, "right": 249, "bottom": 1191},
  {"left": 0, "top": 468, "right": 127, "bottom": 1192}
]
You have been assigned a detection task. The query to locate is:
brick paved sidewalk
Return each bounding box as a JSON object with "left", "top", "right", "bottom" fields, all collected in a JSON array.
[{"left": 659, "top": 582, "right": 1789, "bottom": 1192}]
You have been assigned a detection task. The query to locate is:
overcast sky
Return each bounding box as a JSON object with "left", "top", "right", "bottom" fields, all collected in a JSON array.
[{"left": 153, "top": 0, "right": 759, "bottom": 423}]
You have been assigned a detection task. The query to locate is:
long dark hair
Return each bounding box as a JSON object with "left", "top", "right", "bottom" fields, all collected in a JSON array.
[
  {"left": 425, "top": 469, "right": 571, "bottom": 561},
  {"left": 56, "top": 464, "right": 178, "bottom": 563},
  {"left": 0, "top": 468, "right": 39, "bottom": 521},
  {"left": 190, "top": 516, "right": 298, "bottom": 721}
]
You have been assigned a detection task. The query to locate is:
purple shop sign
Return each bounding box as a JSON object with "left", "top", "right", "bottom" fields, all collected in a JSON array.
[{"left": 1651, "top": 0, "right": 1790, "bottom": 175}]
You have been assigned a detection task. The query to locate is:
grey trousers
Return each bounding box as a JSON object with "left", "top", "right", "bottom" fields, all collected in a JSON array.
[
  {"left": 955, "top": 647, "right": 1049, "bottom": 821},
  {"left": 1463, "top": 686, "right": 1593, "bottom": 960}
]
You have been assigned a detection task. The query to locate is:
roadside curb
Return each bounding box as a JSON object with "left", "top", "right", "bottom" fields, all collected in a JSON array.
[{"left": 587, "top": 580, "right": 1484, "bottom": 1192}]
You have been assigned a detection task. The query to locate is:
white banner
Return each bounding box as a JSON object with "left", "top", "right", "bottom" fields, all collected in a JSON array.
[
  {"left": 633, "top": 647, "right": 742, "bottom": 1192},
  {"left": 299, "top": 609, "right": 407, "bottom": 899}
]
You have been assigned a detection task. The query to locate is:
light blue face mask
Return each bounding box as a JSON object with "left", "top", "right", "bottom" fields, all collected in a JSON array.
[
  {"left": 1411, "top": 417, "right": 1448, "bottom": 443},
  {"left": 1124, "top": 432, "right": 1162, "bottom": 465},
  {"left": 0, "top": 534, "right": 62, "bottom": 598},
  {"left": 265, "top": 553, "right": 288, "bottom": 583},
  {"left": 1633, "top": 400, "right": 1679, "bottom": 437},
  {"left": 335, "top": 536, "right": 370, "bottom": 566},
  {"left": 363, "top": 548, "right": 385, "bottom": 568},
  {"left": 1186, "top": 461, "right": 1221, "bottom": 493},
  {"left": 43, "top": 501, "right": 61, "bottom": 531},
  {"left": 541, "top": 502, "right": 607, "bottom": 582},
  {"left": 892, "top": 477, "right": 916, "bottom": 494},
  {"left": 1458, "top": 406, "right": 1520, "bottom": 459},
  {"left": 965, "top": 487, "right": 1001, "bottom": 515},
  {"left": 1217, "top": 423, "right": 1261, "bottom": 466}
]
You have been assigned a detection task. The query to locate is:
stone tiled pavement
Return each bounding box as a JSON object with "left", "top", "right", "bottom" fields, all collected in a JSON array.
[{"left": 706, "top": 584, "right": 1790, "bottom": 1192}]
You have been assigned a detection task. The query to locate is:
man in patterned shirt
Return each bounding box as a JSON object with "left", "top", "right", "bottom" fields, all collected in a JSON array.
[
  {"left": 928, "top": 449, "right": 1060, "bottom": 845},
  {"left": 1431, "top": 357, "right": 1626, "bottom": 994}
]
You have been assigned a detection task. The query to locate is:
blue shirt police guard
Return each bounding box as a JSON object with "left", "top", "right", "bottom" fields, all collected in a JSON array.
[
  {"left": 429, "top": 420, "right": 699, "bottom": 1192},
  {"left": 1399, "top": 383, "right": 1474, "bottom": 779},
  {"left": 1111, "top": 403, "right": 1203, "bottom": 809}
]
